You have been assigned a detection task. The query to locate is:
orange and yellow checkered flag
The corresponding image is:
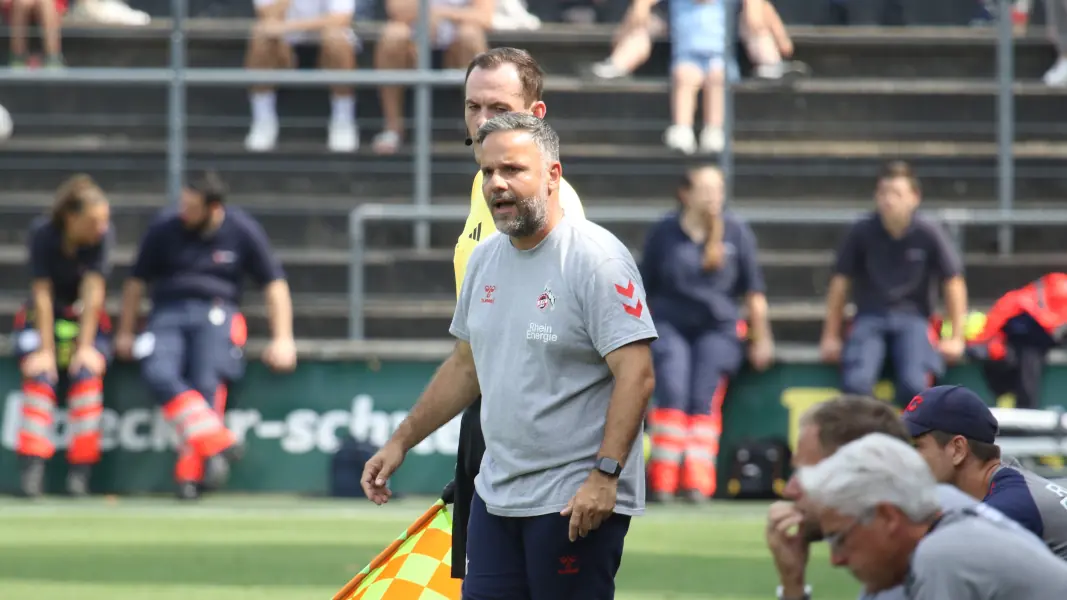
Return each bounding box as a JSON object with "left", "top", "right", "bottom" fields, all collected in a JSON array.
[{"left": 333, "top": 499, "right": 461, "bottom": 600}]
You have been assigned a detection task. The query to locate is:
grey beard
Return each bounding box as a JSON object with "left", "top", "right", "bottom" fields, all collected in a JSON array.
[{"left": 494, "top": 195, "right": 548, "bottom": 237}]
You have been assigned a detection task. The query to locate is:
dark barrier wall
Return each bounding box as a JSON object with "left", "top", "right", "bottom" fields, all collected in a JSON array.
[{"left": 1, "top": 354, "right": 1060, "bottom": 496}]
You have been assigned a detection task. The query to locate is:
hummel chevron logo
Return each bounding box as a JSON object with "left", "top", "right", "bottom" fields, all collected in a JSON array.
[
  {"left": 468, "top": 223, "right": 482, "bottom": 241},
  {"left": 614, "top": 280, "right": 644, "bottom": 318}
]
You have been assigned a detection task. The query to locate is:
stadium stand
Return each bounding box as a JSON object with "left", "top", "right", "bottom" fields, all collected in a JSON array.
[{"left": 0, "top": 19, "right": 1064, "bottom": 342}]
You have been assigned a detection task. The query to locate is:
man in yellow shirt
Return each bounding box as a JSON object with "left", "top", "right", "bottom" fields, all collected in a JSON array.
[{"left": 449, "top": 47, "right": 586, "bottom": 580}]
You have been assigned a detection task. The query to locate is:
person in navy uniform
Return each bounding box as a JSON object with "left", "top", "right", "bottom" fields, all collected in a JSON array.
[
  {"left": 14, "top": 174, "right": 115, "bottom": 498},
  {"left": 641, "top": 165, "right": 774, "bottom": 503},
  {"left": 819, "top": 160, "right": 969, "bottom": 407},
  {"left": 114, "top": 172, "right": 297, "bottom": 500}
]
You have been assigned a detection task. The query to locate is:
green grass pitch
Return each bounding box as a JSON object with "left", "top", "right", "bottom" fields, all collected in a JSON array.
[{"left": 0, "top": 495, "right": 862, "bottom": 600}]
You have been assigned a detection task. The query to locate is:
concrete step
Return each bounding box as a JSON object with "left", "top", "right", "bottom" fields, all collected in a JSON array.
[
  {"left": 0, "top": 241, "right": 1054, "bottom": 303},
  {"left": 353, "top": 250, "right": 1065, "bottom": 302},
  {"left": 0, "top": 293, "right": 829, "bottom": 342},
  {"left": 7, "top": 21, "right": 1057, "bottom": 80},
  {"left": 2, "top": 136, "right": 1065, "bottom": 200},
  {"left": 6, "top": 79, "right": 1066, "bottom": 145},
  {"left": 1, "top": 194, "right": 1064, "bottom": 254}
]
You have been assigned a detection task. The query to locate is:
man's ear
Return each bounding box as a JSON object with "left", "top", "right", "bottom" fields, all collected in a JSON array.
[
  {"left": 531, "top": 101, "right": 547, "bottom": 119},
  {"left": 549, "top": 161, "right": 562, "bottom": 193}
]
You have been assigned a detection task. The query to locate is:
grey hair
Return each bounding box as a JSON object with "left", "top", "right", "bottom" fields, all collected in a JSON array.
[
  {"left": 475, "top": 112, "right": 560, "bottom": 164},
  {"left": 796, "top": 433, "right": 941, "bottom": 522}
]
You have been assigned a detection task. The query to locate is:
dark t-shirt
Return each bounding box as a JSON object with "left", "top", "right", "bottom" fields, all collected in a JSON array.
[
  {"left": 833, "top": 212, "right": 962, "bottom": 317},
  {"left": 640, "top": 210, "right": 765, "bottom": 333},
  {"left": 27, "top": 215, "right": 113, "bottom": 307},
  {"left": 130, "top": 207, "right": 285, "bottom": 307}
]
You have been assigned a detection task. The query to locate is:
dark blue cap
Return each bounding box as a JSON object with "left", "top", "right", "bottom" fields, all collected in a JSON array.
[{"left": 901, "top": 385, "right": 999, "bottom": 444}]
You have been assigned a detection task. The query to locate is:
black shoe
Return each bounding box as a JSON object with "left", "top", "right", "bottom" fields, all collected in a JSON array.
[
  {"left": 201, "top": 443, "right": 244, "bottom": 491},
  {"left": 67, "top": 465, "right": 91, "bottom": 498},
  {"left": 176, "top": 481, "right": 201, "bottom": 501},
  {"left": 683, "top": 489, "right": 709, "bottom": 505},
  {"left": 19, "top": 456, "right": 46, "bottom": 499}
]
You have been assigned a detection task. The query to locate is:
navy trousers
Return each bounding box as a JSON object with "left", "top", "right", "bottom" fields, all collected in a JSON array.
[
  {"left": 841, "top": 313, "right": 941, "bottom": 406},
  {"left": 463, "top": 492, "right": 631, "bottom": 600},
  {"left": 139, "top": 300, "right": 246, "bottom": 406}
]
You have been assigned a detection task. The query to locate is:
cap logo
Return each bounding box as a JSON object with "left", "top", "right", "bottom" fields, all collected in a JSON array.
[{"left": 905, "top": 396, "right": 923, "bottom": 413}]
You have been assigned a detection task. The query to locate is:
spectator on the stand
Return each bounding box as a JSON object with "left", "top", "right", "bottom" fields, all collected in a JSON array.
[
  {"left": 641, "top": 165, "right": 773, "bottom": 503},
  {"left": 819, "top": 161, "right": 969, "bottom": 408},
  {"left": 372, "top": 0, "right": 494, "bottom": 155},
  {"left": 1, "top": 0, "right": 65, "bottom": 68},
  {"left": 67, "top": 0, "right": 149, "bottom": 25},
  {"left": 587, "top": 0, "right": 806, "bottom": 85},
  {"left": 585, "top": 0, "right": 806, "bottom": 154},
  {"left": 1041, "top": 0, "right": 1067, "bottom": 86},
  {"left": 244, "top": 0, "right": 360, "bottom": 153}
]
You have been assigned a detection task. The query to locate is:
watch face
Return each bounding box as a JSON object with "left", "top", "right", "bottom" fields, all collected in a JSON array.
[{"left": 599, "top": 458, "right": 620, "bottom": 474}]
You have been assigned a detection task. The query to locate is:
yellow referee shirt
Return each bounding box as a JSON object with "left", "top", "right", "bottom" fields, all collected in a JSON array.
[{"left": 453, "top": 171, "right": 586, "bottom": 296}]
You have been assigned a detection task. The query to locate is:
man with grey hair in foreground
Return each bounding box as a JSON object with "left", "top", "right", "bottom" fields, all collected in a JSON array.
[
  {"left": 767, "top": 395, "right": 989, "bottom": 600},
  {"left": 361, "top": 112, "right": 658, "bottom": 599},
  {"left": 796, "top": 432, "right": 1067, "bottom": 599}
]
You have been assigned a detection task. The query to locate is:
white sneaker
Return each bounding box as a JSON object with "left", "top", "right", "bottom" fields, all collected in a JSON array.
[
  {"left": 0, "top": 103, "right": 12, "bottom": 141},
  {"left": 664, "top": 124, "right": 697, "bottom": 155},
  {"left": 699, "top": 127, "right": 725, "bottom": 154},
  {"left": 72, "top": 0, "right": 150, "bottom": 26},
  {"left": 328, "top": 120, "right": 359, "bottom": 153},
  {"left": 1043, "top": 58, "right": 1067, "bottom": 87},
  {"left": 245, "top": 119, "right": 278, "bottom": 152}
]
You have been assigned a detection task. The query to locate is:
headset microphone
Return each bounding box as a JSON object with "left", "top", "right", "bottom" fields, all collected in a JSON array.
[{"left": 464, "top": 137, "right": 473, "bottom": 146}]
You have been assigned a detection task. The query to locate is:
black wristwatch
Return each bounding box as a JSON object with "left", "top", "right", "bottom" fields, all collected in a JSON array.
[{"left": 594, "top": 457, "right": 623, "bottom": 478}]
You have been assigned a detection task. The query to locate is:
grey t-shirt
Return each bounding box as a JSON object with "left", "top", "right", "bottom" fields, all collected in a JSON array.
[
  {"left": 857, "top": 485, "right": 1036, "bottom": 600},
  {"left": 450, "top": 217, "right": 659, "bottom": 518},
  {"left": 905, "top": 507, "right": 1067, "bottom": 600}
]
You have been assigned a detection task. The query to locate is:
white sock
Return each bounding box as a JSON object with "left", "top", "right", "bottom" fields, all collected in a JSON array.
[
  {"left": 250, "top": 91, "right": 277, "bottom": 124},
  {"left": 330, "top": 95, "right": 356, "bottom": 125}
]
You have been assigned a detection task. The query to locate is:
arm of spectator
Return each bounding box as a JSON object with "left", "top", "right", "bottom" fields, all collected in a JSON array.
[
  {"left": 821, "top": 223, "right": 861, "bottom": 355},
  {"left": 761, "top": 0, "right": 793, "bottom": 57},
  {"left": 701, "top": 211, "right": 725, "bottom": 271},
  {"left": 625, "top": 0, "right": 659, "bottom": 26},
  {"left": 432, "top": 0, "right": 496, "bottom": 30},
  {"left": 934, "top": 226, "right": 966, "bottom": 341},
  {"left": 254, "top": 0, "right": 291, "bottom": 21},
  {"left": 276, "top": 0, "right": 354, "bottom": 33},
  {"left": 741, "top": 0, "right": 767, "bottom": 35},
  {"left": 735, "top": 220, "right": 773, "bottom": 370}
]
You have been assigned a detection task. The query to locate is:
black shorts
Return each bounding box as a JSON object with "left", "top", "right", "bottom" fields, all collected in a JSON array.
[{"left": 451, "top": 396, "right": 485, "bottom": 579}]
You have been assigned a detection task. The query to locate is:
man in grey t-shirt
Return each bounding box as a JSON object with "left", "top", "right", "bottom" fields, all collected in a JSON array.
[
  {"left": 797, "top": 433, "right": 1067, "bottom": 600},
  {"left": 361, "top": 112, "right": 658, "bottom": 600}
]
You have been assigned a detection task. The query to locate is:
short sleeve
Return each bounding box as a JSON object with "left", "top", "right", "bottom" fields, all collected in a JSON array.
[
  {"left": 833, "top": 221, "right": 864, "bottom": 278},
  {"left": 28, "top": 227, "right": 51, "bottom": 280},
  {"left": 328, "top": 0, "right": 356, "bottom": 13},
  {"left": 734, "top": 220, "right": 766, "bottom": 296},
  {"left": 449, "top": 259, "right": 476, "bottom": 342},
  {"left": 928, "top": 223, "right": 963, "bottom": 279},
  {"left": 983, "top": 470, "right": 1044, "bottom": 538},
  {"left": 241, "top": 216, "right": 286, "bottom": 286},
  {"left": 582, "top": 257, "right": 659, "bottom": 357}
]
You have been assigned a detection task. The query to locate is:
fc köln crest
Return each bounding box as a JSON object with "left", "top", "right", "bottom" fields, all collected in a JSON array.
[{"left": 537, "top": 284, "right": 556, "bottom": 311}]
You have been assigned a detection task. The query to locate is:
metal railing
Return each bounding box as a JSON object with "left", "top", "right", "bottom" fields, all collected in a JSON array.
[
  {"left": 0, "top": 0, "right": 463, "bottom": 250},
  {"left": 0, "top": 0, "right": 1025, "bottom": 248},
  {"left": 346, "top": 204, "right": 1067, "bottom": 339}
]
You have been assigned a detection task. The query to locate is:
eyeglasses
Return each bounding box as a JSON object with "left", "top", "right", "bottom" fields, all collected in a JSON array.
[{"left": 824, "top": 512, "right": 874, "bottom": 553}]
